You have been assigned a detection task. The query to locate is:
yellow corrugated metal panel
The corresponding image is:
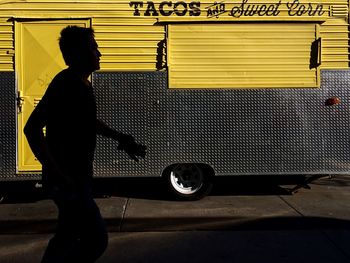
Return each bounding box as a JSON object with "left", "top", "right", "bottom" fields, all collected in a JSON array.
[
  {"left": 100, "top": 62, "right": 158, "bottom": 70},
  {"left": 1, "top": 1, "right": 347, "bottom": 20},
  {"left": 168, "top": 24, "right": 320, "bottom": 89},
  {"left": 0, "top": 41, "right": 12, "bottom": 48},
  {"left": 0, "top": 0, "right": 163, "bottom": 72},
  {"left": 0, "top": 1, "right": 139, "bottom": 19},
  {"left": 329, "top": 4, "right": 349, "bottom": 18},
  {"left": 0, "top": 18, "right": 14, "bottom": 71},
  {"left": 93, "top": 18, "right": 157, "bottom": 25},
  {"left": 95, "top": 31, "right": 163, "bottom": 40},
  {"left": 93, "top": 17, "right": 164, "bottom": 70},
  {"left": 153, "top": 0, "right": 347, "bottom": 22},
  {"left": 0, "top": 0, "right": 349, "bottom": 72},
  {"left": 320, "top": 19, "right": 349, "bottom": 69}
]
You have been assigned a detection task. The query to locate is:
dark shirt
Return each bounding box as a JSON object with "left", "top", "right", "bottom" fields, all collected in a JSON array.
[{"left": 35, "top": 68, "right": 97, "bottom": 190}]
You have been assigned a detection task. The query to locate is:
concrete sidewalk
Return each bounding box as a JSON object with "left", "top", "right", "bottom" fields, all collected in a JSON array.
[{"left": 0, "top": 175, "right": 349, "bottom": 262}]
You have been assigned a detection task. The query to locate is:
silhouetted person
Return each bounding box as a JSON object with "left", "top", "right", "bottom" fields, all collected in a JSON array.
[{"left": 24, "top": 26, "right": 146, "bottom": 263}]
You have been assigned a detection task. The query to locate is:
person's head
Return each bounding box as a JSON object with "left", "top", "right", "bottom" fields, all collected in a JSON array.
[{"left": 59, "top": 26, "right": 101, "bottom": 73}]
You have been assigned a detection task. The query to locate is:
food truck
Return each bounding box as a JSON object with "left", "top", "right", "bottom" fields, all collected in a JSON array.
[{"left": 0, "top": 0, "right": 349, "bottom": 199}]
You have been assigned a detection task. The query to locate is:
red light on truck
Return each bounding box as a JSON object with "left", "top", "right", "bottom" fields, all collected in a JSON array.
[{"left": 325, "top": 97, "right": 341, "bottom": 106}]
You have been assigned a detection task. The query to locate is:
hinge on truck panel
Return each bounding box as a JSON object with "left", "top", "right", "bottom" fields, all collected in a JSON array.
[
  {"left": 156, "top": 39, "right": 167, "bottom": 70},
  {"left": 16, "top": 91, "right": 24, "bottom": 114}
]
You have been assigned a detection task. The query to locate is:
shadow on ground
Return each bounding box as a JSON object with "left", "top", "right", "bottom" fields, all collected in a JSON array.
[
  {"left": 94, "top": 174, "right": 339, "bottom": 200},
  {"left": 0, "top": 216, "right": 349, "bottom": 235},
  {"left": 0, "top": 175, "right": 349, "bottom": 235},
  {"left": 0, "top": 175, "right": 345, "bottom": 203}
]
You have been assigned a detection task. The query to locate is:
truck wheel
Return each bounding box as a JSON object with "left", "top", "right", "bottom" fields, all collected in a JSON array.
[{"left": 165, "top": 164, "right": 213, "bottom": 201}]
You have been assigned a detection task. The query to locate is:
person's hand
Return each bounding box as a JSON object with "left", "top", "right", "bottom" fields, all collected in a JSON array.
[
  {"left": 117, "top": 134, "right": 147, "bottom": 162},
  {"left": 124, "top": 143, "right": 147, "bottom": 162}
]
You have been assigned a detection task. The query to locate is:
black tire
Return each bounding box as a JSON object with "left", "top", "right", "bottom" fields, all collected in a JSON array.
[{"left": 164, "top": 164, "right": 213, "bottom": 201}]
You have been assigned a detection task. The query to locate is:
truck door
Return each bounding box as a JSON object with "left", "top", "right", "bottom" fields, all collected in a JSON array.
[{"left": 16, "top": 20, "right": 90, "bottom": 172}]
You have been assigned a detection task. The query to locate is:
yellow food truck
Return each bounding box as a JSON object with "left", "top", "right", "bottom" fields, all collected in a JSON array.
[{"left": 0, "top": 0, "right": 349, "bottom": 199}]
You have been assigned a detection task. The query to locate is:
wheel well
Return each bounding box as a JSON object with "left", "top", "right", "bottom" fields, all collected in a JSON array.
[{"left": 161, "top": 163, "right": 215, "bottom": 178}]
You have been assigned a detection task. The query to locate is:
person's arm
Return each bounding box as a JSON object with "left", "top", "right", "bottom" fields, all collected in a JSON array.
[
  {"left": 96, "top": 119, "right": 147, "bottom": 161},
  {"left": 24, "top": 95, "right": 66, "bottom": 174},
  {"left": 24, "top": 96, "right": 75, "bottom": 190},
  {"left": 24, "top": 100, "right": 51, "bottom": 166},
  {"left": 96, "top": 119, "right": 125, "bottom": 141}
]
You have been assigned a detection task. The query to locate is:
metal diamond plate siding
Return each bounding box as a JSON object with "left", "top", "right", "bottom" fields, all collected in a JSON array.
[
  {"left": 165, "top": 83, "right": 325, "bottom": 175},
  {"left": 0, "top": 72, "right": 16, "bottom": 179},
  {"left": 93, "top": 70, "right": 350, "bottom": 177},
  {"left": 93, "top": 72, "right": 151, "bottom": 177},
  {"left": 323, "top": 70, "right": 350, "bottom": 172},
  {"left": 2, "top": 70, "right": 349, "bottom": 180}
]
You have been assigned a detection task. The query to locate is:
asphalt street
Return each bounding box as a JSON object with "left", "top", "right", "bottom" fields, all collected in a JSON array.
[{"left": 0, "top": 175, "right": 349, "bottom": 263}]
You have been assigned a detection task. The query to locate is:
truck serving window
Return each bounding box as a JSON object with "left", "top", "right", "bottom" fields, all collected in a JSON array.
[{"left": 167, "top": 23, "right": 320, "bottom": 89}]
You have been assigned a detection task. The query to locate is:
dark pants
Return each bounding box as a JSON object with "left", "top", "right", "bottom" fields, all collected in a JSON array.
[{"left": 41, "top": 191, "right": 108, "bottom": 263}]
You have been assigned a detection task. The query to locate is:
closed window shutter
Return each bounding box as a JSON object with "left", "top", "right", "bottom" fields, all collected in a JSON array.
[{"left": 167, "top": 23, "right": 320, "bottom": 89}]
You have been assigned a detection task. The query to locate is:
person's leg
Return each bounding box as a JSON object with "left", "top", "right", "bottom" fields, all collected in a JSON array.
[
  {"left": 41, "top": 196, "right": 79, "bottom": 263},
  {"left": 41, "top": 188, "right": 108, "bottom": 263},
  {"left": 68, "top": 194, "right": 108, "bottom": 263}
]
